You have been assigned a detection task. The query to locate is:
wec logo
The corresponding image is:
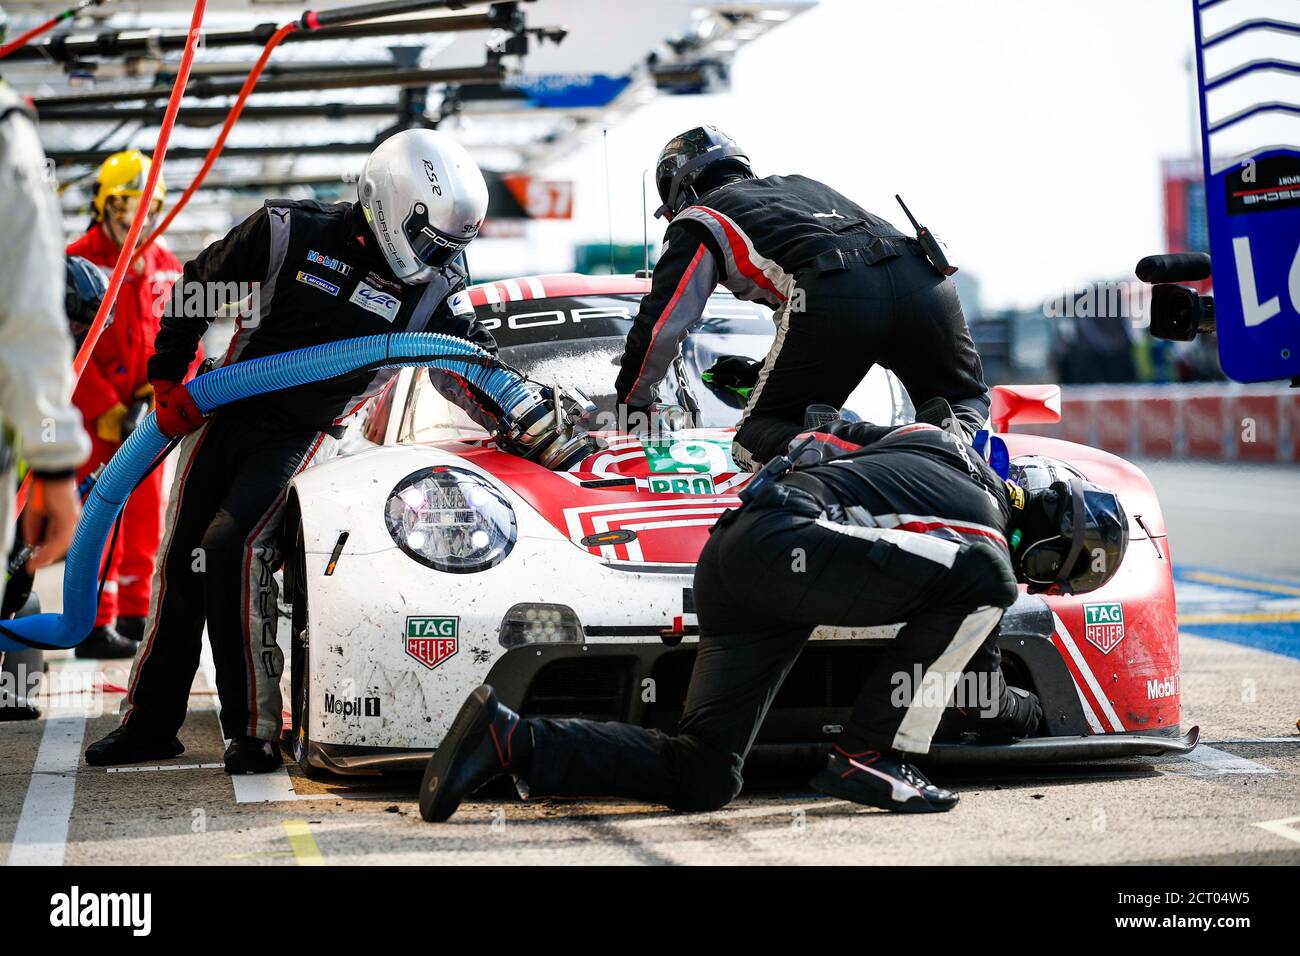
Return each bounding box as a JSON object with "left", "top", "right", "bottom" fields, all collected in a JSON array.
[{"left": 349, "top": 281, "right": 401, "bottom": 321}]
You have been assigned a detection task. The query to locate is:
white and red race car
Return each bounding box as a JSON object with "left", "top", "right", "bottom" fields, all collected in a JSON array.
[{"left": 282, "top": 273, "right": 1197, "bottom": 775}]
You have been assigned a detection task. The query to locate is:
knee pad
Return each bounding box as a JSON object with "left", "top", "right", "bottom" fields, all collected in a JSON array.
[{"left": 669, "top": 743, "right": 744, "bottom": 812}]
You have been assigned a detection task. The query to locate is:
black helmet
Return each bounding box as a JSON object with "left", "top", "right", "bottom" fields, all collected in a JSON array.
[
  {"left": 1009, "top": 478, "right": 1128, "bottom": 595},
  {"left": 654, "top": 126, "right": 753, "bottom": 220},
  {"left": 65, "top": 255, "right": 112, "bottom": 345}
]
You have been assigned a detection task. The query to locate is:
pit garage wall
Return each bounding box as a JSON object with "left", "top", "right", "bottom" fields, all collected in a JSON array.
[{"left": 1016, "top": 384, "right": 1300, "bottom": 462}]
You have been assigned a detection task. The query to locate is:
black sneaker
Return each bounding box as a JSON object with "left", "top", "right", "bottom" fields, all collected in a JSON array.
[
  {"left": 223, "top": 737, "right": 283, "bottom": 775},
  {"left": 75, "top": 626, "right": 138, "bottom": 660},
  {"left": 811, "top": 746, "right": 958, "bottom": 813},
  {"left": 115, "top": 616, "right": 148, "bottom": 643},
  {"left": 85, "top": 725, "right": 184, "bottom": 766},
  {"left": 419, "top": 685, "right": 525, "bottom": 823}
]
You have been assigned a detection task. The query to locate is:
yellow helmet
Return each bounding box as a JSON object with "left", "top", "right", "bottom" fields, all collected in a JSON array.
[{"left": 92, "top": 150, "right": 166, "bottom": 221}]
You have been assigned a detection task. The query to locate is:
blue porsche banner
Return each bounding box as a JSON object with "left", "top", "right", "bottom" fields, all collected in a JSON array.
[
  {"left": 1203, "top": 149, "right": 1300, "bottom": 382},
  {"left": 1193, "top": 5, "right": 1300, "bottom": 383}
]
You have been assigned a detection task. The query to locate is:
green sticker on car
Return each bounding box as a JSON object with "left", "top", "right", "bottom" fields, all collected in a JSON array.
[{"left": 640, "top": 437, "right": 734, "bottom": 474}]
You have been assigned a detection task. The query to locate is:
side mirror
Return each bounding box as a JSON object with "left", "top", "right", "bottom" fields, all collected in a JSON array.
[{"left": 991, "top": 384, "right": 1061, "bottom": 433}]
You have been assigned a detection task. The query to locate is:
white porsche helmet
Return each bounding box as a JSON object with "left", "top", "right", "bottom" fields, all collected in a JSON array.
[{"left": 357, "top": 129, "right": 488, "bottom": 285}]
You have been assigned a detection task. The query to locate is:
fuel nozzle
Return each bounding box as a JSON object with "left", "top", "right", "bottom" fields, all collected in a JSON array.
[{"left": 499, "top": 385, "right": 598, "bottom": 471}]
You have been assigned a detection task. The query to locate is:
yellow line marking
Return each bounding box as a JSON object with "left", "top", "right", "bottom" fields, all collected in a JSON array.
[
  {"left": 1180, "top": 610, "right": 1300, "bottom": 624},
  {"left": 283, "top": 820, "right": 324, "bottom": 866},
  {"left": 1254, "top": 816, "right": 1300, "bottom": 847},
  {"left": 1185, "top": 571, "right": 1300, "bottom": 597}
]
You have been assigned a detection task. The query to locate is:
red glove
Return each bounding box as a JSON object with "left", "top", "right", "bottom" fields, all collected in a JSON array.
[{"left": 152, "top": 379, "right": 207, "bottom": 438}]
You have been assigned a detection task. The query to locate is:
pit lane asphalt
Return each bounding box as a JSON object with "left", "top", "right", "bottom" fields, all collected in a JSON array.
[{"left": 2, "top": 459, "right": 1297, "bottom": 866}]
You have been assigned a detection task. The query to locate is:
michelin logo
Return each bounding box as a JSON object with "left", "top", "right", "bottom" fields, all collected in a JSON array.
[
  {"left": 349, "top": 281, "right": 400, "bottom": 321},
  {"left": 295, "top": 271, "right": 340, "bottom": 297}
]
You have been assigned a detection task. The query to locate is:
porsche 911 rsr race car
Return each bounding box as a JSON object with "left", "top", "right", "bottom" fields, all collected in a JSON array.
[{"left": 281, "top": 273, "right": 1198, "bottom": 776}]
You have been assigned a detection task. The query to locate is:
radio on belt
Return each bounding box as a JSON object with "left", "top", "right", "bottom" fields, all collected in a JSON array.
[{"left": 895, "top": 194, "right": 957, "bottom": 277}]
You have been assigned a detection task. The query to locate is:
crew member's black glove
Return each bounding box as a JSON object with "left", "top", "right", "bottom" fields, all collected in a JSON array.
[{"left": 704, "top": 355, "right": 762, "bottom": 392}]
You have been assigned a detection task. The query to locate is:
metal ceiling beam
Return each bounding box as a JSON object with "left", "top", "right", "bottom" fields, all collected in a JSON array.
[
  {"left": 38, "top": 101, "right": 407, "bottom": 125},
  {"left": 33, "top": 60, "right": 504, "bottom": 111},
  {"left": 48, "top": 140, "right": 383, "bottom": 165},
  {"left": 3, "top": 4, "right": 526, "bottom": 63}
]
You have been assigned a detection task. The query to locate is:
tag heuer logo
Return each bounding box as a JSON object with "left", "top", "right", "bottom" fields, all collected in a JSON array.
[
  {"left": 1083, "top": 602, "right": 1126, "bottom": 654},
  {"left": 405, "top": 616, "right": 458, "bottom": 670}
]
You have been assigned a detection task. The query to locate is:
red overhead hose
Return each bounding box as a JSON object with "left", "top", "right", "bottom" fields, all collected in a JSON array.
[
  {"left": 14, "top": 0, "right": 207, "bottom": 516},
  {"left": 137, "top": 0, "right": 470, "bottom": 260},
  {"left": 0, "top": 0, "right": 111, "bottom": 61},
  {"left": 18, "top": 0, "right": 453, "bottom": 519},
  {"left": 133, "top": 20, "right": 299, "bottom": 262}
]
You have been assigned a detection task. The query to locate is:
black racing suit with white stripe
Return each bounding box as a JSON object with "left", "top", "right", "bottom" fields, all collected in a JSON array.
[
  {"left": 523, "top": 421, "right": 1020, "bottom": 810},
  {"left": 615, "top": 174, "right": 990, "bottom": 470},
  {"left": 125, "top": 199, "right": 497, "bottom": 744},
  {"left": 149, "top": 199, "right": 497, "bottom": 429}
]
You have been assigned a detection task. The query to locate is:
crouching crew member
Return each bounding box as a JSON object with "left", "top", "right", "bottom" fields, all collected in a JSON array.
[
  {"left": 419, "top": 407, "right": 1128, "bottom": 818},
  {"left": 86, "top": 130, "right": 498, "bottom": 774},
  {"left": 616, "top": 125, "right": 990, "bottom": 470}
]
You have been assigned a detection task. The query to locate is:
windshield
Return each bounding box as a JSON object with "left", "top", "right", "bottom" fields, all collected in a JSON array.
[{"left": 403, "top": 288, "right": 913, "bottom": 443}]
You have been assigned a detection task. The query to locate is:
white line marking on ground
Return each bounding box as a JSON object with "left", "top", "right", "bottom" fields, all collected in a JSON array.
[
  {"left": 1179, "top": 745, "right": 1277, "bottom": 775},
  {"left": 230, "top": 768, "right": 303, "bottom": 803},
  {"left": 614, "top": 799, "right": 849, "bottom": 828},
  {"left": 1205, "top": 737, "right": 1300, "bottom": 744},
  {"left": 1254, "top": 816, "right": 1300, "bottom": 846},
  {"left": 6, "top": 712, "right": 88, "bottom": 866},
  {"left": 198, "top": 635, "right": 217, "bottom": 691},
  {"left": 106, "top": 762, "right": 225, "bottom": 774}
]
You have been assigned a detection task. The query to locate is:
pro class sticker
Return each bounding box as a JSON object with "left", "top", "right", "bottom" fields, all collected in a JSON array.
[
  {"left": 349, "top": 281, "right": 401, "bottom": 321},
  {"left": 1083, "top": 602, "right": 1125, "bottom": 654},
  {"left": 405, "top": 616, "right": 458, "bottom": 670},
  {"left": 295, "top": 271, "right": 340, "bottom": 297}
]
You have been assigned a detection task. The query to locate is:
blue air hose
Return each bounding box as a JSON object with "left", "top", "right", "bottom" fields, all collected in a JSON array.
[{"left": 0, "top": 332, "right": 534, "bottom": 652}]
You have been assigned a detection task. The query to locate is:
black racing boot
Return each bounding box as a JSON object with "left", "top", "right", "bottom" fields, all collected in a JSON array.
[
  {"left": 75, "top": 626, "right": 138, "bottom": 660},
  {"left": 115, "top": 616, "right": 148, "bottom": 643},
  {"left": 811, "top": 746, "right": 958, "bottom": 813},
  {"left": 0, "top": 689, "right": 40, "bottom": 721},
  {"left": 85, "top": 725, "right": 185, "bottom": 766},
  {"left": 913, "top": 396, "right": 963, "bottom": 437},
  {"left": 420, "top": 685, "right": 529, "bottom": 823},
  {"left": 223, "top": 737, "right": 283, "bottom": 775},
  {"left": 941, "top": 684, "right": 1043, "bottom": 743}
]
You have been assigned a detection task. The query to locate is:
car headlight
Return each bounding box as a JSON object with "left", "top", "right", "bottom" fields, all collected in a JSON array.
[{"left": 384, "top": 466, "right": 516, "bottom": 573}]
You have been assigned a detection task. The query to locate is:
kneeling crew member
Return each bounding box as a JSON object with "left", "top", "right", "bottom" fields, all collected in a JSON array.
[
  {"left": 87, "top": 130, "right": 498, "bottom": 774},
  {"left": 419, "top": 408, "right": 1128, "bottom": 818},
  {"left": 616, "top": 125, "right": 990, "bottom": 470}
]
